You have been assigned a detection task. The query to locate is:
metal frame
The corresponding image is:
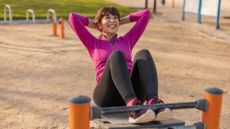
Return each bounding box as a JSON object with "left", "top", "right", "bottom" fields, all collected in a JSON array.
[
  {"left": 91, "top": 99, "right": 207, "bottom": 119},
  {"left": 26, "top": 9, "right": 35, "bottom": 22},
  {"left": 1, "top": 5, "right": 56, "bottom": 25},
  {"left": 182, "top": 0, "right": 221, "bottom": 29},
  {"left": 47, "top": 9, "right": 57, "bottom": 22},
  {"left": 4, "top": 4, "right": 12, "bottom": 23}
]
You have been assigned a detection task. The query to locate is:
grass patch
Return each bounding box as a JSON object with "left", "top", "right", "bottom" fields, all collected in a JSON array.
[{"left": 0, "top": 0, "right": 138, "bottom": 20}]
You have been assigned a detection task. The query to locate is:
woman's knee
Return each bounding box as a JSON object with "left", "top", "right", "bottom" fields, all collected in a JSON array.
[
  {"left": 135, "top": 49, "right": 152, "bottom": 59},
  {"left": 109, "top": 51, "right": 126, "bottom": 62}
]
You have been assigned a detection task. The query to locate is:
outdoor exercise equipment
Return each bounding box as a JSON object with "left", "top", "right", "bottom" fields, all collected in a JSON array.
[
  {"left": 182, "top": 0, "right": 222, "bottom": 29},
  {"left": 4, "top": 4, "right": 12, "bottom": 23},
  {"left": 69, "top": 87, "right": 223, "bottom": 129},
  {"left": 26, "top": 9, "right": 35, "bottom": 22},
  {"left": 59, "top": 18, "right": 65, "bottom": 39},
  {"left": 144, "top": 0, "right": 158, "bottom": 13},
  {"left": 0, "top": 5, "right": 57, "bottom": 24},
  {"left": 90, "top": 99, "right": 207, "bottom": 119},
  {"left": 47, "top": 9, "right": 57, "bottom": 22}
]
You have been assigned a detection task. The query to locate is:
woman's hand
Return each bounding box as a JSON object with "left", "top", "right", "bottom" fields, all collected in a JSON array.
[
  {"left": 119, "top": 16, "right": 131, "bottom": 25},
  {"left": 88, "top": 19, "right": 101, "bottom": 31}
]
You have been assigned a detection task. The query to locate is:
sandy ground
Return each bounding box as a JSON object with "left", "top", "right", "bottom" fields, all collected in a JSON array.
[{"left": 0, "top": 1, "right": 230, "bottom": 129}]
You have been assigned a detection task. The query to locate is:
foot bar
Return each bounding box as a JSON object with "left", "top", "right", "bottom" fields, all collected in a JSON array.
[{"left": 91, "top": 99, "right": 207, "bottom": 119}]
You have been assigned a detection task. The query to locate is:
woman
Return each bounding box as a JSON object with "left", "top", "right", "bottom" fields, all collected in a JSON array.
[{"left": 69, "top": 6, "right": 171, "bottom": 124}]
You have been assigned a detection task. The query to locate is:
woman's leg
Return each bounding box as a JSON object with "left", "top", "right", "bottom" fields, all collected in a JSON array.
[
  {"left": 93, "top": 51, "right": 136, "bottom": 107},
  {"left": 130, "top": 49, "right": 158, "bottom": 101},
  {"left": 130, "top": 49, "right": 172, "bottom": 120},
  {"left": 93, "top": 51, "right": 155, "bottom": 123}
]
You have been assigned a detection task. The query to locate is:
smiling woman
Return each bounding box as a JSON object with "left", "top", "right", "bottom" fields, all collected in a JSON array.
[
  {"left": 69, "top": 6, "right": 173, "bottom": 124},
  {"left": 94, "top": 6, "right": 121, "bottom": 41}
]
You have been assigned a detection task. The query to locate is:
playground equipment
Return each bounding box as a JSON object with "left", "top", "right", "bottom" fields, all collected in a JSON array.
[
  {"left": 144, "top": 0, "right": 172, "bottom": 13},
  {"left": 182, "top": 0, "right": 222, "bottom": 29},
  {"left": 47, "top": 9, "right": 57, "bottom": 22},
  {"left": 4, "top": 4, "right": 12, "bottom": 23},
  {"left": 69, "top": 87, "right": 223, "bottom": 129},
  {"left": 0, "top": 4, "right": 56, "bottom": 24},
  {"left": 44, "top": 9, "right": 65, "bottom": 39},
  {"left": 145, "top": 0, "right": 148, "bottom": 9},
  {"left": 144, "top": 0, "right": 158, "bottom": 13},
  {"left": 51, "top": 18, "right": 65, "bottom": 39},
  {"left": 26, "top": 9, "right": 35, "bottom": 22},
  {"left": 59, "top": 18, "right": 65, "bottom": 39}
]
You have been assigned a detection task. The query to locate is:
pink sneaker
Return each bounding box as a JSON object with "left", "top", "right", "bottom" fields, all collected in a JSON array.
[
  {"left": 147, "top": 96, "right": 173, "bottom": 121},
  {"left": 127, "top": 98, "right": 155, "bottom": 124}
]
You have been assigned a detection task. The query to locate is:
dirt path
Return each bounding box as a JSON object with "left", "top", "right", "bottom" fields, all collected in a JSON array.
[{"left": 0, "top": 5, "right": 230, "bottom": 129}]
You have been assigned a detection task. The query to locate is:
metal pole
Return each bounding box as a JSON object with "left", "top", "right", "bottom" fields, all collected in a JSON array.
[
  {"left": 170, "top": 122, "right": 205, "bottom": 129},
  {"left": 216, "top": 0, "right": 221, "bottom": 29},
  {"left": 101, "top": 101, "right": 198, "bottom": 114},
  {"left": 153, "top": 0, "right": 157, "bottom": 13},
  {"left": 52, "top": 21, "right": 57, "bottom": 36},
  {"left": 69, "top": 96, "right": 90, "bottom": 129},
  {"left": 202, "top": 88, "right": 223, "bottom": 129},
  {"left": 91, "top": 99, "right": 207, "bottom": 119},
  {"left": 182, "top": 0, "right": 186, "bottom": 21},
  {"left": 197, "top": 0, "right": 202, "bottom": 23},
  {"left": 59, "top": 18, "right": 65, "bottom": 39},
  {"left": 145, "top": 0, "right": 148, "bottom": 9}
]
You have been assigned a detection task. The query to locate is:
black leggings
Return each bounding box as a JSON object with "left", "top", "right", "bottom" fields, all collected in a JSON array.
[{"left": 93, "top": 49, "right": 158, "bottom": 107}]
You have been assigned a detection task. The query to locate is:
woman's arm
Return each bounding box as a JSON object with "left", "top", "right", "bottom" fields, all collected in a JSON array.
[
  {"left": 69, "top": 12, "right": 97, "bottom": 52},
  {"left": 119, "top": 16, "right": 131, "bottom": 25},
  {"left": 123, "top": 9, "right": 151, "bottom": 50},
  {"left": 88, "top": 19, "right": 100, "bottom": 31},
  {"left": 120, "top": 10, "right": 152, "bottom": 26}
]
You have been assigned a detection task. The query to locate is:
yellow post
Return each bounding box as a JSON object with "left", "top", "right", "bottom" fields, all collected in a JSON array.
[
  {"left": 59, "top": 18, "right": 65, "bottom": 39},
  {"left": 202, "top": 87, "right": 223, "bottom": 129},
  {"left": 69, "top": 96, "right": 90, "bottom": 129}
]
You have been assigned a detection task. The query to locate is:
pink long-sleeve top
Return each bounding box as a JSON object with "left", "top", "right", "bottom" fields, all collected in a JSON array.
[{"left": 69, "top": 9, "right": 150, "bottom": 83}]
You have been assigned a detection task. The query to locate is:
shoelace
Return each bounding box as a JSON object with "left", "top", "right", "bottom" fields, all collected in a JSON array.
[
  {"left": 128, "top": 98, "right": 146, "bottom": 119},
  {"left": 148, "top": 96, "right": 164, "bottom": 104}
]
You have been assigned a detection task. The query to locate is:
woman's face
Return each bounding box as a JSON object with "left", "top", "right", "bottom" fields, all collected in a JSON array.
[{"left": 100, "top": 14, "right": 120, "bottom": 35}]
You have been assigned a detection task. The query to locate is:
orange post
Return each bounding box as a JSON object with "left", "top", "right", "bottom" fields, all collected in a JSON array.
[
  {"left": 59, "top": 18, "right": 65, "bottom": 39},
  {"left": 52, "top": 21, "right": 57, "bottom": 36},
  {"left": 69, "top": 96, "right": 91, "bottom": 129},
  {"left": 202, "top": 87, "right": 223, "bottom": 129}
]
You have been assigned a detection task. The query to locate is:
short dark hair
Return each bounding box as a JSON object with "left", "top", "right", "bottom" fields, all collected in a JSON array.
[{"left": 94, "top": 6, "right": 120, "bottom": 24}]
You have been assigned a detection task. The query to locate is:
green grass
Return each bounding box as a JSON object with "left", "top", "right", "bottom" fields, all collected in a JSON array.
[{"left": 0, "top": 0, "right": 138, "bottom": 20}]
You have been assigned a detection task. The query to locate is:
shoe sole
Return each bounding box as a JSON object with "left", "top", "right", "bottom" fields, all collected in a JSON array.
[
  {"left": 155, "top": 108, "right": 173, "bottom": 121},
  {"left": 129, "top": 109, "right": 156, "bottom": 124}
]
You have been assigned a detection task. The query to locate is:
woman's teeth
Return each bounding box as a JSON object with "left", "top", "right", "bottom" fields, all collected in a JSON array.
[{"left": 108, "top": 25, "right": 116, "bottom": 28}]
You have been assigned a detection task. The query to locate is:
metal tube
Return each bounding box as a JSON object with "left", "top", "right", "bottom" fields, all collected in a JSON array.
[
  {"left": 91, "top": 99, "right": 207, "bottom": 119},
  {"left": 202, "top": 88, "right": 223, "bottom": 129},
  {"left": 26, "top": 9, "right": 35, "bottom": 22},
  {"left": 153, "top": 0, "right": 157, "bottom": 13},
  {"left": 69, "top": 96, "right": 90, "bottom": 129},
  {"left": 145, "top": 0, "right": 148, "bottom": 9},
  {"left": 4, "top": 4, "right": 12, "bottom": 23},
  {"left": 100, "top": 101, "right": 197, "bottom": 114},
  {"left": 169, "top": 122, "right": 205, "bottom": 129},
  {"left": 59, "top": 18, "right": 65, "bottom": 39},
  {"left": 52, "top": 21, "right": 57, "bottom": 36},
  {"left": 47, "top": 9, "right": 57, "bottom": 22}
]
